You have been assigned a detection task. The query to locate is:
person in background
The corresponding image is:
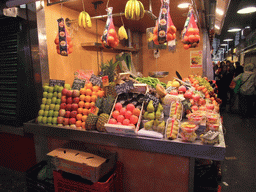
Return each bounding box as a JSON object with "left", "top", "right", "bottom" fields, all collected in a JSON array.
[
  {"left": 233, "top": 63, "right": 256, "bottom": 118},
  {"left": 234, "top": 61, "right": 244, "bottom": 77},
  {"left": 215, "top": 61, "right": 227, "bottom": 107},
  {"left": 213, "top": 61, "right": 218, "bottom": 80}
]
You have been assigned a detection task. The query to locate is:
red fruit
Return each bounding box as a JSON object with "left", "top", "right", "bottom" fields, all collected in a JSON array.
[
  {"left": 123, "top": 119, "right": 130, "bottom": 125},
  {"left": 64, "top": 111, "right": 71, "bottom": 118},
  {"left": 61, "top": 96, "right": 67, "bottom": 103},
  {"left": 57, "top": 116, "right": 64, "bottom": 124},
  {"left": 72, "top": 97, "right": 80, "bottom": 104},
  {"left": 66, "top": 104, "right": 72, "bottom": 111},
  {"left": 191, "top": 105, "right": 198, "bottom": 111},
  {"left": 178, "top": 85, "right": 187, "bottom": 92},
  {"left": 130, "top": 115, "right": 138, "bottom": 125},
  {"left": 60, "top": 103, "right": 66, "bottom": 109},
  {"left": 59, "top": 109, "right": 66, "bottom": 117},
  {"left": 170, "top": 90, "right": 178, "bottom": 95},
  {"left": 199, "top": 98, "right": 206, "bottom": 106},
  {"left": 70, "top": 111, "right": 77, "bottom": 118},
  {"left": 117, "top": 115, "right": 125, "bottom": 123},
  {"left": 72, "top": 90, "right": 80, "bottom": 97},
  {"left": 126, "top": 104, "right": 135, "bottom": 112},
  {"left": 125, "top": 110, "right": 133, "bottom": 119},
  {"left": 62, "top": 88, "right": 68, "bottom": 96},
  {"left": 119, "top": 108, "right": 127, "bottom": 116},
  {"left": 115, "top": 103, "right": 122, "bottom": 111},
  {"left": 184, "top": 90, "right": 193, "bottom": 99},
  {"left": 66, "top": 90, "right": 73, "bottom": 97},
  {"left": 69, "top": 118, "right": 76, "bottom": 125},
  {"left": 71, "top": 103, "right": 78, "bottom": 111},
  {"left": 192, "top": 94, "right": 200, "bottom": 102},
  {"left": 205, "top": 104, "right": 214, "bottom": 110},
  {"left": 109, "top": 118, "right": 117, "bottom": 124},
  {"left": 63, "top": 118, "right": 69, "bottom": 125},
  {"left": 112, "top": 110, "right": 120, "bottom": 119},
  {"left": 66, "top": 97, "right": 73, "bottom": 104}
]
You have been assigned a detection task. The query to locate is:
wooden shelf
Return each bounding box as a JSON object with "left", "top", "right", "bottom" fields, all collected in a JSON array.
[{"left": 81, "top": 42, "right": 140, "bottom": 53}]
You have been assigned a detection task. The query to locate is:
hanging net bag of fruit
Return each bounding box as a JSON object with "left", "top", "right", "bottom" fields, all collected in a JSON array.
[
  {"left": 181, "top": 5, "right": 200, "bottom": 50},
  {"left": 101, "top": 7, "right": 119, "bottom": 49},
  {"left": 153, "top": 0, "right": 177, "bottom": 45}
]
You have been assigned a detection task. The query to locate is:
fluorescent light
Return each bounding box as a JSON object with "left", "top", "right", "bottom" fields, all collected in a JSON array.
[
  {"left": 221, "top": 44, "right": 228, "bottom": 46},
  {"left": 237, "top": 6, "right": 256, "bottom": 14},
  {"left": 216, "top": 8, "right": 224, "bottom": 15},
  {"left": 178, "top": 3, "right": 190, "bottom": 8},
  {"left": 215, "top": 25, "right": 220, "bottom": 30},
  {"left": 223, "top": 39, "right": 233, "bottom": 42},
  {"left": 228, "top": 28, "right": 241, "bottom": 32}
]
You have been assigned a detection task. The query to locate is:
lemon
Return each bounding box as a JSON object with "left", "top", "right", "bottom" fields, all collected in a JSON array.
[{"left": 172, "top": 81, "right": 180, "bottom": 87}]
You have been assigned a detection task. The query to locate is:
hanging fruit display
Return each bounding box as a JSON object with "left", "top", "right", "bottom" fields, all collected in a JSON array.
[
  {"left": 181, "top": 6, "right": 200, "bottom": 50},
  {"left": 153, "top": 0, "right": 176, "bottom": 45},
  {"left": 118, "top": 25, "right": 128, "bottom": 40},
  {"left": 101, "top": 7, "right": 119, "bottom": 49},
  {"left": 124, "top": 0, "right": 145, "bottom": 20},
  {"left": 78, "top": 11, "right": 92, "bottom": 29},
  {"left": 54, "top": 18, "right": 73, "bottom": 56}
]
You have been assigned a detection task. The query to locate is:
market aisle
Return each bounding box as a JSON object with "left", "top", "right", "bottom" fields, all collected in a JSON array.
[{"left": 219, "top": 108, "right": 256, "bottom": 192}]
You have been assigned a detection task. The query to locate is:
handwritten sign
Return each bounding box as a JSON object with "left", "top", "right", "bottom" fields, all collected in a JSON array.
[
  {"left": 90, "top": 74, "right": 102, "bottom": 86},
  {"left": 115, "top": 80, "right": 134, "bottom": 95},
  {"left": 72, "top": 79, "right": 86, "bottom": 90},
  {"left": 49, "top": 79, "right": 65, "bottom": 87},
  {"left": 144, "top": 93, "right": 159, "bottom": 108}
]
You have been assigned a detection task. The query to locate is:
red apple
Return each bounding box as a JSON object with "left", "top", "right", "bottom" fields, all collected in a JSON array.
[
  {"left": 125, "top": 110, "right": 132, "bottom": 119},
  {"left": 63, "top": 118, "right": 69, "bottom": 125},
  {"left": 66, "top": 97, "right": 73, "bottom": 104},
  {"left": 60, "top": 103, "right": 66, "bottom": 110},
  {"left": 72, "top": 90, "right": 80, "bottom": 97},
  {"left": 199, "top": 98, "right": 206, "bottom": 106},
  {"left": 117, "top": 115, "right": 125, "bottom": 122},
  {"left": 64, "top": 111, "right": 71, "bottom": 118},
  {"left": 70, "top": 111, "right": 77, "bottom": 118},
  {"left": 115, "top": 103, "right": 122, "bottom": 111},
  {"left": 126, "top": 104, "right": 135, "bottom": 112},
  {"left": 66, "top": 90, "right": 73, "bottom": 97},
  {"left": 61, "top": 88, "right": 68, "bottom": 96},
  {"left": 119, "top": 108, "right": 127, "bottom": 116},
  {"left": 205, "top": 104, "right": 214, "bottom": 110},
  {"left": 130, "top": 115, "right": 138, "bottom": 125},
  {"left": 59, "top": 109, "right": 66, "bottom": 117},
  {"left": 69, "top": 118, "right": 76, "bottom": 125},
  {"left": 112, "top": 110, "right": 120, "bottom": 119},
  {"left": 170, "top": 90, "right": 178, "bottom": 95},
  {"left": 109, "top": 118, "right": 117, "bottom": 124},
  {"left": 66, "top": 104, "right": 72, "bottom": 111},
  {"left": 57, "top": 116, "right": 64, "bottom": 124},
  {"left": 71, "top": 103, "right": 78, "bottom": 111},
  {"left": 184, "top": 90, "right": 193, "bottom": 99},
  {"left": 61, "top": 96, "right": 66, "bottom": 103},
  {"left": 178, "top": 85, "right": 187, "bottom": 92},
  {"left": 191, "top": 105, "right": 198, "bottom": 111},
  {"left": 72, "top": 97, "right": 80, "bottom": 104},
  {"left": 192, "top": 94, "right": 200, "bottom": 102},
  {"left": 123, "top": 119, "right": 130, "bottom": 125}
]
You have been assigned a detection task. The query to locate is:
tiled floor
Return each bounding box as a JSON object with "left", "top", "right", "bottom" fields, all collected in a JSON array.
[{"left": 0, "top": 106, "right": 256, "bottom": 192}]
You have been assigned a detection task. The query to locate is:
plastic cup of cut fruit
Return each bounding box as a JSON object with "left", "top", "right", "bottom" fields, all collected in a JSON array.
[
  {"left": 208, "top": 123, "right": 220, "bottom": 131},
  {"left": 206, "top": 113, "right": 219, "bottom": 124},
  {"left": 180, "top": 122, "right": 198, "bottom": 133}
]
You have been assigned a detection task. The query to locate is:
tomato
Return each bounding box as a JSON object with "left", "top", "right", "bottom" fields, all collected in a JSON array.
[
  {"left": 153, "top": 26, "right": 158, "bottom": 35},
  {"left": 108, "top": 29, "right": 117, "bottom": 37},
  {"left": 183, "top": 44, "right": 190, "bottom": 50},
  {"left": 166, "top": 33, "right": 173, "bottom": 41}
]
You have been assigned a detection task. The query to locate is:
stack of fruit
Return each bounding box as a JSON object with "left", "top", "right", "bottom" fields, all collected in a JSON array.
[
  {"left": 143, "top": 100, "right": 165, "bottom": 134},
  {"left": 165, "top": 117, "right": 179, "bottom": 140},
  {"left": 37, "top": 85, "right": 64, "bottom": 125}
]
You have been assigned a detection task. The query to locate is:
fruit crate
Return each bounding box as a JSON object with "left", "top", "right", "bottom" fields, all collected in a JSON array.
[
  {"left": 26, "top": 161, "right": 54, "bottom": 192},
  {"left": 53, "top": 169, "right": 116, "bottom": 192}
]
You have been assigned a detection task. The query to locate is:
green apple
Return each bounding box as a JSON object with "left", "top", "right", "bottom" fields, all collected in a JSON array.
[
  {"left": 57, "top": 92, "right": 62, "bottom": 98},
  {"left": 47, "top": 116, "right": 53, "bottom": 123},
  {"left": 51, "top": 97, "right": 57, "bottom": 104},
  {"left": 54, "top": 85, "right": 59, "bottom": 92},
  {"left": 64, "top": 84, "right": 71, "bottom": 90},
  {"left": 52, "top": 117, "right": 58, "bottom": 124},
  {"left": 48, "top": 86, "right": 54, "bottom": 93},
  {"left": 42, "top": 98, "right": 47, "bottom": 104},
  {"left": 46, "top": 99, "right": 52, "bottom": 105},
  {"left": 54, "top": 104, "right": 60, "bottom": 111},
  {"left": 43, "top": 85, "right": 49, "bottom": 92},
  {"left": 47, "top": 93, "right": 53, "bottom": 99},
  {"left": 37, "top": 116, "right": 43, "bottom": 123},
  {"left": 53, "top": 111, "right": 59, "bottom": 117},
  {"left": 43, "top": 92, "right": 48, "bottom": 98},
  {"left": 45, "top": 105, "right": 50, "bottom": 111},
  {"left": 38, "top": 110, "right": 44, "bottom": 116},
  {"left": 49, "top": 104, "right": 55, "bottom": 110},
  {"left": 48, "top": 110, "right": 54, "bottom": 117},
  {"left": 44, "top": 110, "right": 49, "bottom": 117},
  {"left": 58, "top": 86, "right": 64, "bottom": 93},
  {"left": 40, "top": 104, "right": 45, "bottom": 110},
  {"left": 56, "top": 98, "right": 61, "bottom": 104},
  {"left": 53, "top": 92, "right": 58, "bottom": 97},
  {"left": 42, "top": 116, "right": 47, "bottom": 124}
]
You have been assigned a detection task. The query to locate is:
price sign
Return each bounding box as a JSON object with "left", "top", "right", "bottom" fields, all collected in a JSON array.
[
  {"left": 72, "top": 79, "right": 86, "bottom": 90},
  {"left": 49, "top": 79, "right": 65, "bottom": 87},
  {"left": 90, "top": 74, "right": 102, "bottom": 86},
  {"left": 115, "top": 80, "right": 134, "bottom": 95},
  {"left": 144, "top": 93, "right": 159, "bottom": 108}
]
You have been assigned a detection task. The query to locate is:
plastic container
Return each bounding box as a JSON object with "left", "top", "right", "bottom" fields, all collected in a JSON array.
[
  {"left": 180, "top": 122, "right": 198, "bottom": 142},
  {"left": 26, "top": 161, "right": 54, "bottom": 192},
  {"left": 208, "top": 123, "right": 220, "bottom": 131}
]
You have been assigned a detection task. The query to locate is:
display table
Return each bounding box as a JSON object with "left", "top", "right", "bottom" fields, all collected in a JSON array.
[{"left": 24, "top": 120, "right": 226, "bottom": 192}]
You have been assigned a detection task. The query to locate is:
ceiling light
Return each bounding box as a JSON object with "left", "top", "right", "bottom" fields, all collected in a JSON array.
[
  {"left": 221, "top": 44, "right": 228, "bottom": 46},
  {"left": 216, "top": 8, "right": 224, "bottom": 15},
  {"left": 215, "top": 25, "right": 220, "bottom": 30},
  {"left": 178, "top": 3, "right": 190, "bottom": 9},
  {"left": 227, "top": 28, "right": 241, "bottom": 32},
  {"left": 237, "top": 6, "right": 256, "bottom": 14},
  {"left": 223, "top": 39, "right": 233, "bottom": 42}
]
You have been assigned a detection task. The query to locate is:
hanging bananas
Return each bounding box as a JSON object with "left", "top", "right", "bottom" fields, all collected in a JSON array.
[
  {"left": 78, "top": 11, "right": 92, "bottom": 29},
  {"left": 118, "top": 26, "right": 128, "bottom": 40},
  {"left": 125, "top": 0, "right": 145, "bottom": 20}
]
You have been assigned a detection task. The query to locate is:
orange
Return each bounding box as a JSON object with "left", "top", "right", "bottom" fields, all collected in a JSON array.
[
  {"left": 81, "top": 122, "right": 86, "bottom": 129},
  {"left": 133, "top": 108, "right": 141, "bottom": 117},
  {"left": 85, "top": 89, "right": 92, "bottom": 96},
  {"left": 84, "top": 102, "right": 90, "bottom": 109},
  {"left": 81, "top": 115, "right": 88, "bottom": 122},
  {"left": 76, "top": 120, "right": 82, "bottom": 128},
  {"left": 97, "top": 90, "right": 104, "bottom": 98},
  {"left": 78, "top": 101, "right": 85, "bottom": 108},
  {"left": 79, "top": 94, "right": 86, "bottom": 101},
  {"left": 76, "top": 114, "right": 82, "bottom": 121},
  {"left": 86, "top": 82, "right": 93, "bottom": 90},
  {"left": 80, "top": 88, "right": 86, "bottom": 95},
  {"left": 91, "top": 92, "right": 98, "bottom": 96},
  {"left": 82, "top": 108, "right": 89, "bottom": 115},
  {"left": 77, "top": 107, "right": 83, "bottom": 114},
  {"left": 90, "top": 102, "right": 95, "bottom": 108},
  {"left": 92, "top": 86, "right": 100, "bottom": 92},
  {"left": 91, "top": 95, "right": 97, "bottom": 102},
  {"left": 84, "top": 95, "right": 91, "bottom": 103},
  {"left": 183, "top": 44, "right": 190, "bottom": 50}
]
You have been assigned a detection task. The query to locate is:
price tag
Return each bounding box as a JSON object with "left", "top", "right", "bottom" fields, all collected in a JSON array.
[
  {"left": 49, "top": 79, "right": 65, "bottom": 87},
  {"left": 144, "top": 93, "right": 159, "bottom": 108},
  {"left": 90, "top": 74, "right": 102, "bottom": 86},
  {"left": 115, "top": 80, "right": 134, "bottom": 95},
  {"left": 72, "top": 79, "right": 86, "bottom": 90}
]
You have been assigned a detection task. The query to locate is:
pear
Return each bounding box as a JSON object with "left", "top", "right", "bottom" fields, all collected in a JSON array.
[
  {"left": 143, "top": 111, "right": 148, "bottom": 119},
  {"left": 147, "top": 112, "right": 155, "bottom": 120},
  {"left": 155, "top": 109, "right": 162, "bottom": 120},
  {"left": 147, "top": 100, "right": 155, "bottom": 113},
  {"left": 157, "top": 103, "right": 163, "bottom": 112},
  {"left": 144, "top": 120, "right": 154, "bottom": 130},
  {"left": 153, "top": 119, "right": 160, "bottom": 127},
  {"left": 157, "top": 121, "right": 166, "bottom": 134}
]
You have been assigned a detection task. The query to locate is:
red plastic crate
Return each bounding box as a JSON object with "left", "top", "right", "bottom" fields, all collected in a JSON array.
[{"left": 53, "top": 170, "right": 115, "bottom": 192}]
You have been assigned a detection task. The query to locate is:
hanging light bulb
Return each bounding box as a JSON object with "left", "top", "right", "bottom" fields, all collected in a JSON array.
[{"left": 237, "top": 1, "right": 256, "bottom": 14}]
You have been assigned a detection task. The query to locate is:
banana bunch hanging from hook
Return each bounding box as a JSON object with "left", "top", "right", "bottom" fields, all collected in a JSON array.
[
  {"left": 125, "top": 0, "right": 145, "bottom": 20},
  {"left": 78, "top": 11, "right": 92, "bottom": 29}
]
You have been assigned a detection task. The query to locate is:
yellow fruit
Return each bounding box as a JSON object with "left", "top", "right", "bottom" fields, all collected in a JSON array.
[{"left": 172, "top": 81, "right": 180, "bottom": 87}]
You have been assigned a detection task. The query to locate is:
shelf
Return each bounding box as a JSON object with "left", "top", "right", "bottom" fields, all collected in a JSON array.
[{"left": 81, "top": 42, "right": 140, "bottom": 53}]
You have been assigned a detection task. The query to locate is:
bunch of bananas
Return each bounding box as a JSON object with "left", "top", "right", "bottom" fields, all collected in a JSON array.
[
  {"left": 78, "top": 11, "right": 92, "bottom": 29},
  {"left": 125, "top": 0, "right": 145, "bottom": 20},
  {"left": 118, "top": 26, "right": 128, "bottom": 40}
]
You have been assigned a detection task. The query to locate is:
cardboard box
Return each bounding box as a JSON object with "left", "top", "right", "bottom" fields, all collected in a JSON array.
[{"left": 47, "top": 148, "right": 116, "bottom": 183}]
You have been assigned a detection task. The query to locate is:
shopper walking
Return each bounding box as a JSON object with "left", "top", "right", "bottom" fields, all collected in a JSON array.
[
  {"left": 233, "top": 63, "right": 256, "bottom": 118},
  {"left": 215, "top": 61, "right": 227, "bottom": 108},
  {"left": 234, "top": 61, "right": 244, "bottom": 77}
]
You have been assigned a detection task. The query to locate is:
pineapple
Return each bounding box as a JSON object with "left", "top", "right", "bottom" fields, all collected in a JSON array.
[
  {"left": 85, "top": 113, "right": 98, "bottom": 130},
  {"left": 95, "top": 97, "right": 103, "bottom": 114},
  {"left": 96, "top": 113, "right": 110, "bottom": 132},
  {"left": 103, "top": 95, "right": 115, "bottom": 115}
]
